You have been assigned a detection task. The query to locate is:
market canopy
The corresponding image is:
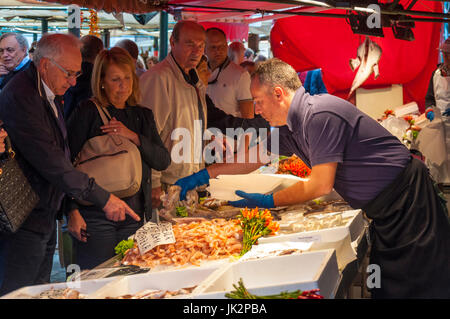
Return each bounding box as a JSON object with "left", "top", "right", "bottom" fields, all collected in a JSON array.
[{"left": 270, "top": 0, "right": 442, "bottom": 110}]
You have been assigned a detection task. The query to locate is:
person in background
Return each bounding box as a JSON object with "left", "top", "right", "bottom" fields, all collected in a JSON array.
[
  {"left": 28, "top": 41, "right": 37, "bottom": 61},
  {"left": 228, "top": 41, "right": 245, "bottom": 65},
  {"left": 146, "top": 56, "right": 159, "bottom": 70},
  {"left": 114, "top": 39, "right": 146, "bottom": 77},
  {"left": 244, "top": 48, "right": 255, "bottom": 62},
  {"left": 0, "top": 33, "right": 138, "bottom": 295},
  {"left": 0, "top": 32, "right": 31, "bottom": 92},
  {"left": 240, "top": 61, "right": 257, "bottom": 75},
  {"left": 254, "top": 53, "right": 267, "bottom": 64},
  {"left": 64, "top": 35, "right": 104, "bottom": 120},
  {"left": 425, "top": 38, "right": 450, "bottom": 120},
  {"left": 139, "top": 20, "right": 207, "bottom": 209},
  {"left": 66, "top": 47, "right": 170, "bottom": 269},
  {"left": 175, "top": 58, "right": 450, "bottom": 298},
  {"left": 205, "top": 28, "right": 254, "bottom": 119},
  {"left": 196, "top": 55, "right": 269, "bottom": 146},
  {"left": 136, "top": 54, "right": 147, "bottom": 77},
  {"left": 303, "top": 69, "right": 328, "bottom": 96}
]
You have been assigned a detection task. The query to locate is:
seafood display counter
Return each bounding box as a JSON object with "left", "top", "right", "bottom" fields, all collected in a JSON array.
[{"left": 2, "top": 159, "right": 371, "bottom": 299}]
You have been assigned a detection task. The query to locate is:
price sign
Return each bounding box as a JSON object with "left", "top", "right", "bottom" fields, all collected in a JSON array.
[{"left": 134, "top": 222, "right": 175, "bottom": 255}]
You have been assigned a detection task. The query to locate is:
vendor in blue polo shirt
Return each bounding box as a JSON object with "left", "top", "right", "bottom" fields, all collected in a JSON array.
[
  {"left": 0, "top": 32, "right": 31, "bottom": 92},
  {"left": 176, "top": 58, "right": 450, "bottom": 299}
]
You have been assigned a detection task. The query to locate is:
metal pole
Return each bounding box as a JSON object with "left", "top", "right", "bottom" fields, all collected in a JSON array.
[
  {"left": 159, "top": 11, "right": 169, "bottom": 61},
  {"left": 41, "top": 19, "right": 48, "bottom": 34},
  {"left": 102, "top": 29, "right": 110, "bottom": 49}
]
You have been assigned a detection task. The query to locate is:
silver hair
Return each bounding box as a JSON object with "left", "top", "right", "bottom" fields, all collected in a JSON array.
[
  {"left": 33, "top": 33, "right": 81, "bottom": 66},
  {"left": 252, "top": 58, "right": 302, "bottom": 93},
  {"left": 0, "top": 32, "right": 29, "bottom": 51}
]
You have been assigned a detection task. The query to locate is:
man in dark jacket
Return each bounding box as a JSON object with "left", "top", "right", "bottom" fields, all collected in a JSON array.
[
  {"left": 0, "top": 32, "right": 31, "bottom": 92},
  {"left": 0, "top": 33, "right": 139, "bottom": 296},
  {"left": 63, "top": 35, "right": 104, "bottom": 120}
]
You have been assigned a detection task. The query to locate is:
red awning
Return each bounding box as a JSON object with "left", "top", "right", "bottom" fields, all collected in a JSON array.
[{"left": 270, "top": 1, "right": 443, "bottom": 111}]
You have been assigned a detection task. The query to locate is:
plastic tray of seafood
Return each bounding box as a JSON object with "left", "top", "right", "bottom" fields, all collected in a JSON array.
[
  {"left": 193, "top": 249, "right": 340, "bottom": 299},
  {"left": 259, "top": 209, "right": 365, "bottom": 244},
  {"left": 0, "top": 277, "right": 116, "bottom": 299},
  {"left": 88, "top": 266, "right": 220, "bottom": 299},
  {"left": 119, "top": 218, "right": 242, "bottom": 272}
]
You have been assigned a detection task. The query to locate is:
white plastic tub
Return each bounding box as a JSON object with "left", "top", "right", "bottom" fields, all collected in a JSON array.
[
  {"left": 193, "top": 249, "right": 340, "bottom": 299},
  {"left": 1, "top": 277, "right": 115, "bottom": 299},
  {"left": 259, "top": 209, "right": 365, "bottom": 244},
  {"left": 88, "top": 266, "right": 220, "bottom": 299}
]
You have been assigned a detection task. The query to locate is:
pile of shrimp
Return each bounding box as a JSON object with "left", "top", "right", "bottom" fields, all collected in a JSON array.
[{"left": 122, "top": 219, "right": 243, "bottom": 268}]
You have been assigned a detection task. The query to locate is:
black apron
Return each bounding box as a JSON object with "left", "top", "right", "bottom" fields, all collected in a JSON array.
[{"left": 363, "top": 157, "right": 450, "bottom": 298}]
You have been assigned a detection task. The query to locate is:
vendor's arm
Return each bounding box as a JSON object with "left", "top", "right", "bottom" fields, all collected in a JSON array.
[
  {"left": 273, "top": 162, "right": 337, "bottom": 206},
  {"left": 176, "top": 138, "right": 270, "bottom": 199}
]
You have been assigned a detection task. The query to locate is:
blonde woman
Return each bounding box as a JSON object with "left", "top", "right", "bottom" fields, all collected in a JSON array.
[{"left": 66, "top": 47, "right": 170, "bottom": 269}]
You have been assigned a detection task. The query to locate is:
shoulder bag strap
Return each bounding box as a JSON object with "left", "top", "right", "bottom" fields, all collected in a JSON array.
[{"left": 90, "top": 98, "right": 123, "bottom": 146}]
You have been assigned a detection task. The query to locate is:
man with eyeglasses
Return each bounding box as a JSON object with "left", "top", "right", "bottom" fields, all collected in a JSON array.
[
  {"left": 0, "top": 32, "right": 31, "bottom": 92},
  {"left": 0, "top": 33, "right": 139, "bottom": 295},
  {"left": 205, "top": 28, "right": 254, "bottom": 119}
]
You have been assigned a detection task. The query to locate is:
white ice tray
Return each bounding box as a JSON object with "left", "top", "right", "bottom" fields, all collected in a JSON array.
[
  {"left": 259, "top": 209, "right": 366, "bottom": 244},
  {"left": 193, "top": 249, "right": 340, "bottom": 299},
  {"left": 88, "top": 266, "right": 220, "bottom": 299},
  {"left": 1, "top": 277, "right": 116, "bottom": 299}
]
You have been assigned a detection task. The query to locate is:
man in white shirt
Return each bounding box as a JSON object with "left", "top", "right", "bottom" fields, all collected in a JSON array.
[{"left": 205, "top": 28, "right": 254, "bottom": 119}]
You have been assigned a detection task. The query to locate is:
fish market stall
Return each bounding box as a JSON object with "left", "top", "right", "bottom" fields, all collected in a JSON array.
[{"left": 2, "top": 157, "right": 369, "bottom": 299}]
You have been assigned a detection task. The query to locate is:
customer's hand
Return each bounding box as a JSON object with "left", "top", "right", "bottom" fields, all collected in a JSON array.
[
  {"left": 68, "top": 209, "right": 87, "bottom": 242},
  {"left": 0, "top": 128, "right": 7, "bottom": 154},
  {"left": 101, "top": 117, "right": 140, "bottom": 146},
  {"left": 103, "top": 194, "right": 141, "bottom": 222},
  {"left": 151, "top": 186, "right": 163, "bottom": 208}
]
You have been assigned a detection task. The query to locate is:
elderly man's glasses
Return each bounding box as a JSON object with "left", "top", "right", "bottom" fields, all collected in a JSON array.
[{"left": 48, "top": 58, "right": 82, "bottom": 79}]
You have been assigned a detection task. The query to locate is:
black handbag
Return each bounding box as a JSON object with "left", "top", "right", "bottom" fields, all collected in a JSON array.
[{"left": 0, "top": 135, "right": 39, "bottom": 234}]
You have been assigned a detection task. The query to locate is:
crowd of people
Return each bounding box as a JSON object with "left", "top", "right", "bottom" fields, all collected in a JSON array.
[{"left": 0, "top": 20, "right": 449, "bottom": 299}]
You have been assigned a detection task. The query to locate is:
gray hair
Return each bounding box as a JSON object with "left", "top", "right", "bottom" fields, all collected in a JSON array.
[
  {"left": 0, "top": 32, "right": 29, "bottom": 52},
  {"left": 33, "top": 33, "right": 81, "bottom": 66},
  {"left": 252, "top": 58, "right": 302, "bottom": 93}
]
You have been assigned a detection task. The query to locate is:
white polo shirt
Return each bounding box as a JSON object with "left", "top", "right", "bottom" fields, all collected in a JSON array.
[{"left": 206, "top": 60, "right": 253, "bottom": 117}]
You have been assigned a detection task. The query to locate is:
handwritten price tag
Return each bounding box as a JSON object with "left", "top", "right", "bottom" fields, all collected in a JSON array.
[{"left": 134, "top": 222, "right": 176, "bottom": 255}]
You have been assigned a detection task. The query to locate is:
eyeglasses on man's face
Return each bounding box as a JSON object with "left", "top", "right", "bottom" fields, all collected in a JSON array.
[{"left": 47, "top": 57, "right": 82, "bottom": 79}]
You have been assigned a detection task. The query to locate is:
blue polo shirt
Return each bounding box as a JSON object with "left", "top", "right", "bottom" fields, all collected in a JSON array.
[{"left": 274, "top": 87, "right": 411, "bottom": 208}]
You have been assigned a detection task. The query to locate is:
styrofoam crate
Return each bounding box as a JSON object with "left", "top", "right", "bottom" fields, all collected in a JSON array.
[
  {"left": 88, "top": 266, "right": 220, "bottom": 299},
  {"left": 193, "top": 249, "right": 340, "bottom": 299},
  {"left": 259, "top": 209, "right": 366, "bottom": 244},
  {"left": 1, "top": 277, "right": 116, "bottom": 299}
]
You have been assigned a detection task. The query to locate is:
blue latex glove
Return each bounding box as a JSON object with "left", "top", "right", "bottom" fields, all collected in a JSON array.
[
  {"left": 174, "top": 168, "right": 210, "bottom": 201},
  {"left": 228, "top": 190, "right": 275, "bottom": 208},
  {"left": 426, "top": 109, "right": 435, "bottom": 121},
  {"left": 443, "top": 108, "right": 450, "bottom": 117}
]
